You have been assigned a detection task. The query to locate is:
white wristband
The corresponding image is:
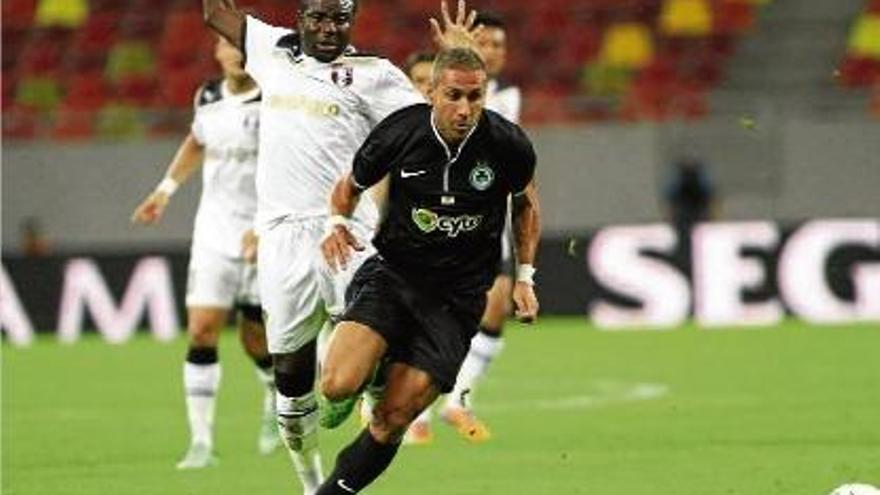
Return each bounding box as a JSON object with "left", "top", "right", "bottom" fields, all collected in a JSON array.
[
  {"left": 156, "top": 177, "right": 179, "bottom": 197},
  {"left": 516, "top": 264, "right": 536, "bottom": 286},
  {"left": 325, "top": 214, "right": 350, "bottom": 232}
]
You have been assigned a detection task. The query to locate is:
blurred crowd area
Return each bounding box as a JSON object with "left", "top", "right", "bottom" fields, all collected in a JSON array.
[{"left": 3, "top": 0, "right": 880, "bottom": 140}]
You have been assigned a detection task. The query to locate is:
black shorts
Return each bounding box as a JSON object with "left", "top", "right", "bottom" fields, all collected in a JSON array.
[{"left": 341, "top": 255, "right": 487, "bottom": 393}]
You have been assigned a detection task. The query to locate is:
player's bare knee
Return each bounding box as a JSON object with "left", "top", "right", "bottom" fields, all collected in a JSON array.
[{"left": 319, "top": 369, "right": 360, "bottom": 401}]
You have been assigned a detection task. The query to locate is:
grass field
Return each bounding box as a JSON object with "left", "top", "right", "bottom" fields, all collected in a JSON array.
[{"left": 3, "top": 317, "right": 880, "bottom": 494}]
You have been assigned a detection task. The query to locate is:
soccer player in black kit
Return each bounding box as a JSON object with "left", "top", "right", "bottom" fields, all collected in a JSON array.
[{"left": 315, "top": 47, "right": 541, "bottom": 494}]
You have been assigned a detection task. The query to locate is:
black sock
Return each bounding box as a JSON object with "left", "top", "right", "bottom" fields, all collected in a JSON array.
[
  {"left": 478, "top": 325, "right": 502, "bottom": 339},
  {"left": 186, "top": 346, "right": 218, "bottom": 365},
  {"left": 316, "top": 429, "right": 401, "bottom": 495},
  {"left": 253, "top": 355, "right": 273, "bottom": 371}
]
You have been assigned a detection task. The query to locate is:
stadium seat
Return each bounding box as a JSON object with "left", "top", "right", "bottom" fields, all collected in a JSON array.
[
  {"left": 115, "top": 75, "right": 158, "bottom": 107},
  {"left": 157, "top": 68, "right": 203, "bottom": 109},
  {"left": 62, "top": 72, "right": 109, "bottom": 111},
  {"left": 837, "top": 55, "right": 880, "bottom": 87},
  {"left": 16, "top": 34, "right": 67, "bottom": 76},
  {"left": 14, "top": 76, "right": 61, "bottom": 112},
  {"left": 659, "top": 0, "right": 713, "bottom": 37},
  {"left": 3, "top": 106, "right": 41, "bottom": 139},
  {"left": 598, "top": 22, "right": 656, "bottom": 69},
  {"left": 2, "top": 0, "right": 37, "bottom": 30},
  {"left": 105, "top": 41, "right": 156, "bottom": 81},
  {"left": 50, "top": 106, "right": 95, "bottom": 140},
  {"left": 34, "top": 0, "right": 88, "bottom": 28},
  {"left": 713, "top": 0, "right": 755, "bottom": 35},
  {"left": 2, "top": 27, "right": 28, "bottom": 73},
  {"left": 847, "top": 13, "right": 880, "bottom": 59},
  {"left": 96, "top": 103, "right": 145, "bottom": 139},
  {"left": 70, "top": 12, "right": 119, "bottom": 55}
]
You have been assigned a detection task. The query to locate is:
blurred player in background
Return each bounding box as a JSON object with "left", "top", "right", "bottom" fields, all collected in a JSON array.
[
  {"left": 315, "top": 46, "right": 540, "bottom": 495},
  {"left": 199, "top": 0, "right": 446, "bottom": 491},
  {"left": 404, "top": 10, "right": 523, "bottom": 445},
  {"left": 131, "top": 37, "right": 278, "bottom": 469},
  {"left": 403, "top": 51, "right": 436, "bottom": 98}
]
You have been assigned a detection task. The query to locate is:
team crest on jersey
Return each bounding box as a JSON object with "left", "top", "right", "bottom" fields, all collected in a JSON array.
[
  {"left": 330, "top": 63, "right": 354, "bottom": 87},
  {"left": 469, "top": 162, "right": 495, "bottom": 191}
]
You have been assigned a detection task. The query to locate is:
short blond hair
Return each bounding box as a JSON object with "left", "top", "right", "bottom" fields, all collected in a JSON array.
[{"left": 431, "top": 48, "right": 486, "bottom": 85}]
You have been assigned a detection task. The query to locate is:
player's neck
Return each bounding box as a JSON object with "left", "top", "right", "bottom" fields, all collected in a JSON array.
[{"left": 225, "top": 76, "right": 257, "bottom": 95}]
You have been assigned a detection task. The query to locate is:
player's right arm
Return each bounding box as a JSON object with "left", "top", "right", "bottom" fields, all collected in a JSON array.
[
  {"left": 202, "top": 0, "right": 245, "bottom": 48},
  {"left": 131, "top": 133, "right": 204, "bottom": 225}
]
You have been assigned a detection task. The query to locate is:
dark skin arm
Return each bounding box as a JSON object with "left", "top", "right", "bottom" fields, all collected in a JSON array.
[
  {"left": 203, "top": 0, "right": 245, "bottom": 48},
  {"left": 511, "top": 180, "right": 541, "bottom": 323}
]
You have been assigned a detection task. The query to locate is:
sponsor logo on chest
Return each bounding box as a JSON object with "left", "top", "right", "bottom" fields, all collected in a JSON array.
[{"left": 411, "top": 208, "right": 482, "bottom": 238}]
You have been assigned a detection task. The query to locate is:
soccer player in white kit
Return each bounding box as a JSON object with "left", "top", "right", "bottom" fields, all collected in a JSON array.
[
  {"left": 400, "top": 11, "right": 524, "bottom": 445},
  {"left": 132, "top": 37, "right": 279, "bottom": 469},
  {"left": 199, "top": 0, "right": 462, "bottom": 492}
]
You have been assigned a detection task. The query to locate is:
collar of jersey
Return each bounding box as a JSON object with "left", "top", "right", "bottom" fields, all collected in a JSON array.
[
  {"left": 280, "top": 44, "right": 358, "bottom": 66},
  {"left": 221, "top": 80, "right": 261, "bottom": 103},
  {"left": 429, "top": 110, "right": 480, "bottom": 163}
]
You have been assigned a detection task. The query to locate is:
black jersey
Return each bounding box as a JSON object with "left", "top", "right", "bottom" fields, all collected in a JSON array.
[{"left": 352, "top": 103, "right": 536, "bottom": 294}]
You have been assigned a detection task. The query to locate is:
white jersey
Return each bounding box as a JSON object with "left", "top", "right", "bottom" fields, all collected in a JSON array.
[
  {"left": 243, "top": 16, "right": 424, "bottom": 233},
  {"left": 486, "top": 78, "right": 521, "bottom": 124},
  {"left": 190, "top": 79, "right": 261, "bottom": 258}
]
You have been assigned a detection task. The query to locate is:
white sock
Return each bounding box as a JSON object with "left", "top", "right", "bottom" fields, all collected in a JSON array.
[
  {"left": 445, "top": 332, "right": 504, "bottom": 411},
  {"left": 255, "top": 366, "right": 276, "bottom": 418},
  {"left": 276, "top": 391, "right": 323, "bottom": 494},
  {"left": 183, "top": 362, "right": 221, "bottom": 448}
]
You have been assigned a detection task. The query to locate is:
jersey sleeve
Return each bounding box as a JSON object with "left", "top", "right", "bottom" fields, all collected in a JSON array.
[
  {"left": 243, "top": 15, "right": 292, "bottom": 84},
  {"left": 505, "top": 126, "right": 537, "bottom": 195},
  {"left": 190, "top": 87, "right": 206, "bottom": 145},
  {"left": 362, "top": 61, "right": 425, "bottom": 125},
  {"left": 351, "top": 130, "right": 393, "bottom": 190},
  {"left": 351, "top": 109, "right": 414, "bottom": 190},
  {"left": 493, "top": 87, "right": 522, "bottom": 124}
]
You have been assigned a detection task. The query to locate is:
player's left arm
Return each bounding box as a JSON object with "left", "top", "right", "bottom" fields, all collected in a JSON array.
[{"left": 511, "top": 180, "right": 541, "bottom": 323}]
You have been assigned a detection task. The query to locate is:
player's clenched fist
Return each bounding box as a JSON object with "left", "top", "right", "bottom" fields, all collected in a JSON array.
[
  {"left": 321, "top": 220, "right": 363, "bottom": 273},
  {"left": 131, "top": 191, "right": 170, "bottom": 225}
]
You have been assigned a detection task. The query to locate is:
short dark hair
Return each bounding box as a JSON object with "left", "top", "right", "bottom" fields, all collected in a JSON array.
[
  {"left": 404, "top": 51, "right": 435, "bottom": 75},
  {"left": 432, "top": 48, "right": 486, "bottom": 84},
  {"left": 474, "top": 11, "right": 505, "bottom": 29}
]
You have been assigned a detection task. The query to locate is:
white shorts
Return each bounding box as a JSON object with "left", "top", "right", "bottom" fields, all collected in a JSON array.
[
  {"left": 257, "top": 218, "right": 374, "bottom": 354},
  {"left": 186, "top": 248, "right": 261, "bottom": 308}
]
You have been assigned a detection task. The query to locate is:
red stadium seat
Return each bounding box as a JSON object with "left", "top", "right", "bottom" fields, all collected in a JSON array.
[
  {"left": 158, "top": 68, "right": 203, "bottom": 109},
  {"left": 70, "top": 12, "right": 118, "bottom": 58},
  {"left": 50, "top": 106, "right": 95, "bottom": 140},
  {"left": 2, "top": 0, "right": 37, "bottom": 29},
  {"left": 61, "top": 72, "right": 109, "bottom": 111},
  {"left": 713, "top": 0, "right": 755, "bottom": 35},
  {"left": 837, "top": 55, "right": 880, "bottom": 88},
  {"left": 2, "top": 105, "right": 40, "bottom": 139},
  {"left": 115, "top": 75, "right": 158, "bottom": 107}
]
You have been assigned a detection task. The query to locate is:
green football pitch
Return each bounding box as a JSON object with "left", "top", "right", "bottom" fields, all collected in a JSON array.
[{"left": 3, "top": 318, "right": 879, "bottom": 494}]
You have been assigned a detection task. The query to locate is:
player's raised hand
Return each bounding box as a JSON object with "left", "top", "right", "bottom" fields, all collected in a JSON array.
[
  {"left": 321, "top": 223, "right": 364, "bottom": 273},
  {"left": 512, "top": 281, "right": 539, "bottom": 324},
  {"left": 241, "top": 229, "right": 259, "bottom": 264},
  {"left": 131, "top": 192, "right": 170, "bottom": 225},
  {"left": 430, "top": 0, "right": 483, "bottom": 51}
]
